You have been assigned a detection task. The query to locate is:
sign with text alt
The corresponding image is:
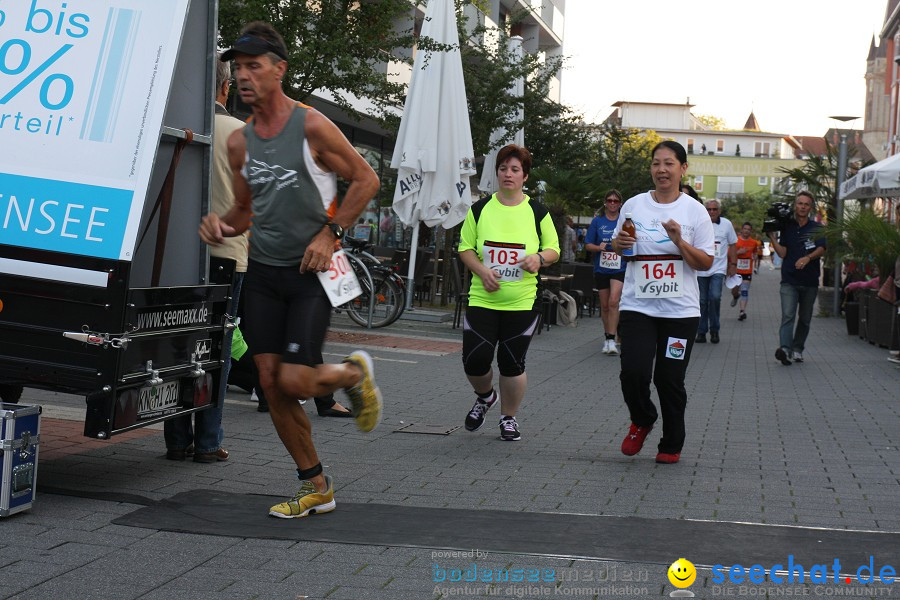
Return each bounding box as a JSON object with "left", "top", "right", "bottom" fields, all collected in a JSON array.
[
  {"left": 0, "top": 0, "right": 189, "bottom": 260},
  {"left": 317, "top": 249, "right": 362, "bottom": 307}
]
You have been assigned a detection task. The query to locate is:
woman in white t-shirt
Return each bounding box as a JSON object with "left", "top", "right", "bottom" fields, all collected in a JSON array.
[{"left": 611, "top": 141, "right": 715, "bottom": 465}]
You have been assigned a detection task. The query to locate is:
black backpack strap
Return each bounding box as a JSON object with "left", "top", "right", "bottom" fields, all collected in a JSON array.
[
  {"left": 470, "top": 196, "right": 491, "bottom": 225},
  {"left": 472, "top": 195, "right": 548, "bottom": 249},
  {"left": 528, "top": 198, "right": 549, "bottom": 250}
]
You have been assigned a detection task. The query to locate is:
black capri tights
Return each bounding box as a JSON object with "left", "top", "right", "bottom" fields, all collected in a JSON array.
[{"left": 462, "top": 306, "right": 540, "bottom": 377}]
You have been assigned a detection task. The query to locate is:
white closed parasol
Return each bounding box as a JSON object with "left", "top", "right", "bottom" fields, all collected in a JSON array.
[{"left": 391, "top": 0, "right": 476, "bottom": 308}]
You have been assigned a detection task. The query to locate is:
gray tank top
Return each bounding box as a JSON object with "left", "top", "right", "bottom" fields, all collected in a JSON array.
[{"left": 243, "top": 105, "right": 327, "bottom": 266}]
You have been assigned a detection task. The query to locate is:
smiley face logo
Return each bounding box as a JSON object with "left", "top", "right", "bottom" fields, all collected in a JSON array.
[{"left": 668, "top": 558, "right": 696, "bottom": 588}]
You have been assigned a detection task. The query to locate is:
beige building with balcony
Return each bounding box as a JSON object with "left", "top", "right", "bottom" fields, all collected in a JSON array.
[{"left": 604, "top": 101, "right": 804, "bottom": 199}]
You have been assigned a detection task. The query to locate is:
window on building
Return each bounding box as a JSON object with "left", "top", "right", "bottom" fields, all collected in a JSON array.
[
  {"left": 687, "top": 138, "right": 694, "bottom": 154},
  {"left": 758, "top": 176, "right": 768, "bottom": 186},
  {"left": 693, "top": 175, "right": 703, "bottom": 192},
  {"left": 716, "top": 139, "right": 724, "bottom": 153},
  {"left": 754, "top": 141, "right": 771, "bottom": 157},
  {"left": 717, "top": 176, "right": 744, "bottom": 197}
]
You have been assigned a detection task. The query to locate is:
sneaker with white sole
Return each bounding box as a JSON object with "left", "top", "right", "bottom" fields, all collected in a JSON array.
[
  {"left": 464, "top": 391, "right": 497, "bottom": 431},
  {"left": 607, "top": 340, "right": 619, "bottom": 355},
  {"left": 792, "top": 351, "right": 803, "bottom": 363},
  {"left": 601, "top": 339, "right": 612, "bottom": 354},
  {"left": 499, "top": 416, "right": 521, "bottom": 441},
  {"left": 269, "top": 475, "right": 336, "bottom": 519},
  {"left": 343, "top": 350, "right": 382, "bottom": 432}
]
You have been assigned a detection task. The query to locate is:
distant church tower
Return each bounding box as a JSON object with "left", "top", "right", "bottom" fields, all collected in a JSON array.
[
  {"left": 742, "top": 111, "right": 760, "bottom": 131},
  {"left": 864, "top": 8, "right": 895, "bottom": 161}
]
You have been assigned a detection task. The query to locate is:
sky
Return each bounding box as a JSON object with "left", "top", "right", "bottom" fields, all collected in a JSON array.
[{"left": 560, "top": 0, "right": 891, "bottom": 136}]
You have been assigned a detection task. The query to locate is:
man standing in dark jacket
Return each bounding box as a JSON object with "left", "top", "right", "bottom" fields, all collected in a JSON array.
[{"left": 768, "top": 191, "right": 826, "bottom": 365}]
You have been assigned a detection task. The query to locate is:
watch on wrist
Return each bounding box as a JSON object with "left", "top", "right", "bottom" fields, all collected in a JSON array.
[
  {"left": 327, "top": 222, "right": 344, "bottom": 239},
  {"left": 538, "top": 253, "right": 545, "bottom": 266}
]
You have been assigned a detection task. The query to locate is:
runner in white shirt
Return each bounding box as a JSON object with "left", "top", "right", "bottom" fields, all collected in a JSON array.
[
  {"left": 611, "top": 141, "right": 714, "bottom": 465},
  {"left": 694, "top": 199, "right": 737, "bottom": 344}
]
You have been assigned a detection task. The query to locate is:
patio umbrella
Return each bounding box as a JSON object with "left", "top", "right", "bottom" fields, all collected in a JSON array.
[
  {"left": 391, "top": 0, "right": 476, "bottom": 309},
  {"left": 839, "top": 152, "right": 900, "bottom": 199},
  {"left": 478, "top": 35, "right": 525, "bottom": 195}
]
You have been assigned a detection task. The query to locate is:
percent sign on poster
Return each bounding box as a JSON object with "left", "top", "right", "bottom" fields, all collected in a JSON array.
[{"left": 0, "top": 39, "right": 74, "bottom": 109}]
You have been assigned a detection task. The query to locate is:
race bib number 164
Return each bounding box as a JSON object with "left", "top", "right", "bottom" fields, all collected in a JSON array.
[{"left": 634, "top": 258, "right": 683, "bottom": 298}]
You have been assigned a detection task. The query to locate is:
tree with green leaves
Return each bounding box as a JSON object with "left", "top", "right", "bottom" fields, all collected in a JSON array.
[
  {"left": 777, "top": 141, "right": 838, "bottom": 210},
  {"left": 821, "top": 208, "right": 900, "bottom": 279},
  {"left": 218, "top": 0, "right": 438, "bottom": 124},
  {"left": 584, "top": 125, "right": 662, "bottom": 201},
  {"left": 455, "top": 7, "right": 591, "bottom": 174},
  {"left": 719, "top": 192, "right": 778, "bottom": 237}
]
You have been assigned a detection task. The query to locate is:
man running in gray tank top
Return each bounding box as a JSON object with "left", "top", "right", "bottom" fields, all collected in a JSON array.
[{"left": 199, "top": 22, "right": 382, "bottom": 519}]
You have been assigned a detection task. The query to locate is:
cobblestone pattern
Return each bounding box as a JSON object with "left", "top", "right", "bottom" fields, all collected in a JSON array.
[{"left": 3, "top": 268, "right": 898, "bottom": 599}]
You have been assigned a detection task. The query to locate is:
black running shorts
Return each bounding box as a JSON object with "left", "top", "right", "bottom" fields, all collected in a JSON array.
[
  {"left": 462, "top": 306, "right": 540, "bottom": 377},
  {"left": 242, "top": 260, "right": 331, "bottom": 366},
  {"left": 594, "top": 271, "right": 625, "bottom": 290}
]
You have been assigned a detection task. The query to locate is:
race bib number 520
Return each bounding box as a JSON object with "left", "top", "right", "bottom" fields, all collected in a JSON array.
[
  {"left": 634, "top": 257, "right": 683, "bottom": 298},
  {"left": 599, "top": 250, "right": 621, "bottom": 270},
  {"left": 482, "top": 241, "right": 526, "bottom": 282}
]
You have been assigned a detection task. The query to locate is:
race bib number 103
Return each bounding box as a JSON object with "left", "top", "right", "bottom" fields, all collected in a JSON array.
[{"left": 482, "top": 241, "right": 526, "bottom": 282}]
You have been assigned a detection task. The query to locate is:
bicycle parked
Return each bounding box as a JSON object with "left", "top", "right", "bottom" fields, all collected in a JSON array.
[{"left": 339, "top": 237, "right": 406, "bottom": 328}]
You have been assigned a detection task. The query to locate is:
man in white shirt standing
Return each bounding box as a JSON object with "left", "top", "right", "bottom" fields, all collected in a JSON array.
[
  {"left": 695, "top": 199, "right": 737, "bottom": 344},
  {"left": 562, "top": 216, "right": 577, "bottom": 262}
]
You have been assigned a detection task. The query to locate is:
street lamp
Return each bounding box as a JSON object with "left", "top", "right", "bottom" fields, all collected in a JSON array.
[{"left": 828, "top": 115, "right": 860, "bottom": 318}]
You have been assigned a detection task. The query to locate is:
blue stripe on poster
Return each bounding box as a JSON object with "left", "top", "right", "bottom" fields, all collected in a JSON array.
[
  {"left": 0, "top": 173, "right": 132, "bottom": 259},
  {"left": 81, "top": 8, "right": 141, "bottom": 142},
  {"left": 80, "top": 7, "right": 114, "bottom": 140}
]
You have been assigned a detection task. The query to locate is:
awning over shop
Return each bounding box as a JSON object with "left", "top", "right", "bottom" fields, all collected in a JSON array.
[{"left": 839, "top": 152, "right": 900, "bottom": 199}]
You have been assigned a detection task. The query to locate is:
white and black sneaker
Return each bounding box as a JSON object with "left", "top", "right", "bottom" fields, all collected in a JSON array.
[
  {"left": 464, "top": 391, "right": 497, "bottom": 431},
  {"left": 499, "top": 416, "right": 521, "bottom": 441}
]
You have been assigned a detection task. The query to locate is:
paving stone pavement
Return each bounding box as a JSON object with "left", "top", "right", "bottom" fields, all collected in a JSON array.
[{"left": 2, "top": 266, "right": 898, "bottom": 599}]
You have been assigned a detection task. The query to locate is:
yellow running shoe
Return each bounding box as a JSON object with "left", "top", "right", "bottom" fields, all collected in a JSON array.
[
  {"left": 268, "top": 475, "right": 336, "bottom": 519},
  {"left": 343, "top": 350, "right": 383, "bottom": 432}
]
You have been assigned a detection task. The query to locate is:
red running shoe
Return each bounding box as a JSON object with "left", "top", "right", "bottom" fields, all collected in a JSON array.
[
  {"left": 621, "top": 423, "right": 652, "bottom": 456},
  {"left": 655, "top": 452, "right": 681, "bottom": 464}
]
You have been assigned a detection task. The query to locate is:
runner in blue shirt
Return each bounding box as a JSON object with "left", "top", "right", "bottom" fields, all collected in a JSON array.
[{"left": 584, "top": 189, "right": 627, "bottom": 355}]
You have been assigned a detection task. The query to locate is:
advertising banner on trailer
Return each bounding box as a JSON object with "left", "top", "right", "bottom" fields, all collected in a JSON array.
[{"left": 0, "top": 0, "right": 189, "bottom": 269}]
